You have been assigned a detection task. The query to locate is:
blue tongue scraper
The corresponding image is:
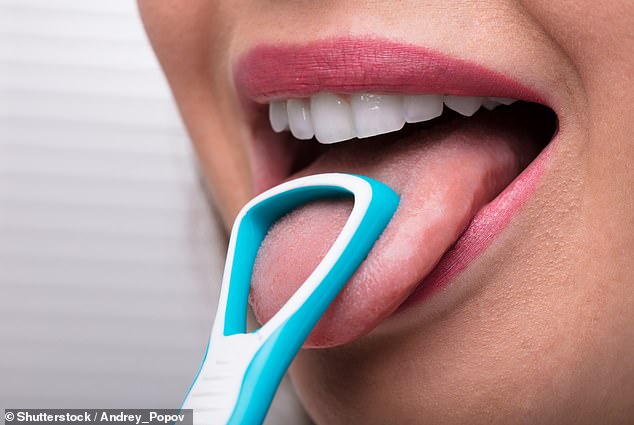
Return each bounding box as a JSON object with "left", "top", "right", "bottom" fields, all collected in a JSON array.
[{"left": 181, "top": 173, "right": 399, "bottom": 424}]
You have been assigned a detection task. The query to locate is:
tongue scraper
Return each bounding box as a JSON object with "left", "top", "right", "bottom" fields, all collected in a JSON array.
[{"left": 181, "top": 173, "right": 399, "bottom": 424}]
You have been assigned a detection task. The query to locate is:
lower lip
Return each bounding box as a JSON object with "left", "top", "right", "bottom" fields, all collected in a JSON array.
[{"left": 399, "top": 136, "right": 554, "bottom": 311}]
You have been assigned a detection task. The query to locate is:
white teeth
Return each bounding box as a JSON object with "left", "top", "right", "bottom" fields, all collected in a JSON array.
[
  {"left": 490, "top": 97, "right": 517, "bottom": 106},
  {"left": 287, "top": 98, "right": 314, "bottom": 140},
  {"left": 269, "top": 100, "right": 288, "bottom": 132},
  {"left": 351, "top": 94, "right": 405, "bottom": 138},
  {"left": 268, "top": 92, "right": 518, "bottom": 143},
  {"left": 403, "top": 95, "right": 444, "bottom": 123},
  {"left": 482, "top": 98, "right": 501, "bottom": 111},
  {"left": 443, "top": 95, "right": 484, "bottom": 116},
  {"left": 310, "top": 92, "right": 356, "bottom": 144}
]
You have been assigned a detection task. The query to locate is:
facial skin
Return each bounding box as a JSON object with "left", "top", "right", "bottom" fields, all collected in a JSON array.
[{"left": 138, "top": 1, "right": 634, "bottom": 423}]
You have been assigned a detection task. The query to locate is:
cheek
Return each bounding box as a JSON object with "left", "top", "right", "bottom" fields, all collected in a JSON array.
[
  {"left": 195, "top": 130, "right": 254, "bottom": 227},
  {"left": 138, "top": 0, "right": 254, "bottom": 225}
]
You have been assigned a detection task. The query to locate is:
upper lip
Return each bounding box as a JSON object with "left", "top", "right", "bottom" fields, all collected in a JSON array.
[{"left": 234, "top": 37, "right": 549, "bottom": 107}]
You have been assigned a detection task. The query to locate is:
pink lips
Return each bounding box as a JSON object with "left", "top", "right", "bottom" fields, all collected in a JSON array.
[
  {"left": 235, "top": 38, "right": 553, "bottom": 347},
  {"left": 235, "top": 38, "right": 543, "bottom": 103}
]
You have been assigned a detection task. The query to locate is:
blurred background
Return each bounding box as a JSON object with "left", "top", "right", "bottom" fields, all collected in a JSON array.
[{"left": 0, "top": 0, "right": 289, "bottom": 413}]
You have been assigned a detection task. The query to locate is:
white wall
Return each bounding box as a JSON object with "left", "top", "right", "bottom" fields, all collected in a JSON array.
[{"left": 0, "top": 0, "right": 226, "bottom": 407}]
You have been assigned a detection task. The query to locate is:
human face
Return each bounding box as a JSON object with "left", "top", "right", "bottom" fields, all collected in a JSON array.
[{"left": 139, "top": 1, "right": 634, "bottom": 423}]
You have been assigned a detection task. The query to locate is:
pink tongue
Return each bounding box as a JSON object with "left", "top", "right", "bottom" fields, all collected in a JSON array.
[{"left": 250, "top": 110, "right": 540, "bottom": 347}]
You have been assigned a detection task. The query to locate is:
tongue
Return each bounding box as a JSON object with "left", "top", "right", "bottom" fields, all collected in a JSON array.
[{"left": 250, "top": 107, "right": 541, "bottom": 347}]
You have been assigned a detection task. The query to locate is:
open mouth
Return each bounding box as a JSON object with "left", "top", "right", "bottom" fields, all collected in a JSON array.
[{"left": 235, "top": 38, "right": 558, "bottom": 348}]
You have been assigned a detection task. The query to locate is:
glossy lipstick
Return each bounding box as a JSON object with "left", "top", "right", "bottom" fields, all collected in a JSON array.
[{"left": 235, "top": 38, "right": 544, "bottom": 103}]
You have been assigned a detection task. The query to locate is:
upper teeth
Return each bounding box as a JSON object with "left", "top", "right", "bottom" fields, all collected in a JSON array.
[{"left": 269, "top": 93, "right": 517, "bottom": 144}]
